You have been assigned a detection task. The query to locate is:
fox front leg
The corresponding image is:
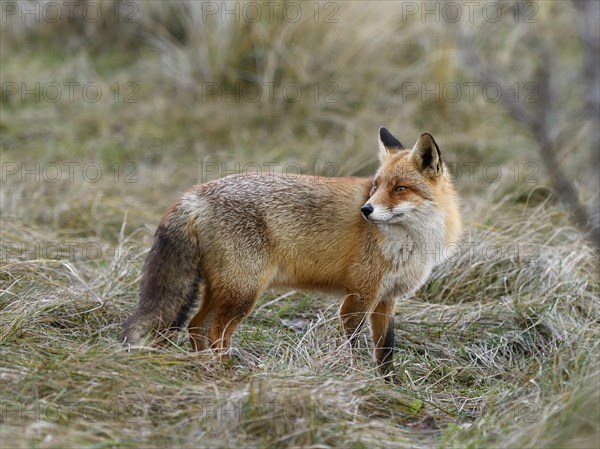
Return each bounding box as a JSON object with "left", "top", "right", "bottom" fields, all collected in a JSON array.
[
  {"left": 339, "top": 292, "right": 376, "bottom": 347},
  {"left": 370, "top": 298, "right": 397, "bottom": 381}
]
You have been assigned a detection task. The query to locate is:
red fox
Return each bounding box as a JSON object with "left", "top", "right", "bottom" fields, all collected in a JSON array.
[{"left": 123, "top": 128, "right": 462, "bottom": 376}]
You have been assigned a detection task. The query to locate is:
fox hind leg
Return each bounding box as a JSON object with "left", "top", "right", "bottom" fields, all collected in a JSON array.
[
  {"left": 207, "top": 288, "right": 261, "bottom": 360},
  {"left": 188, "top": 284, "right": 215, "bottom": 352}
]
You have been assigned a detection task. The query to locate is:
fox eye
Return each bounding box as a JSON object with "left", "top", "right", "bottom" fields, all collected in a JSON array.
[{"left": 394, "top": 186, "right": 407, "bottom": 192}]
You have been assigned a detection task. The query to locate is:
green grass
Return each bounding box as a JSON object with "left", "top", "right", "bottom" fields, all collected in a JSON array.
[{"left": 1, "top": 2, "right": 599, "bottom": 448}]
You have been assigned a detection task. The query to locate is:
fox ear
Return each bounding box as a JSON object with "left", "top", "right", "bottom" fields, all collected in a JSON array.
[
  {"left": 410, "top": 133, "right": 442, "bottom": 177},
  {"left": 378, "top": 127, "right": 404, "bottom": 161}
]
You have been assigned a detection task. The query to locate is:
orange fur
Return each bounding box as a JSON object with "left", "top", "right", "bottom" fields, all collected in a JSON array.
[{"left": 123, "top": 128, "right": 462, "bottom": 377}]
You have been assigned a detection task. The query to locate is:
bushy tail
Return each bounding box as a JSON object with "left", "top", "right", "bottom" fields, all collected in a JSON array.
[{"left": 123, "top": 203, "right": 202, "bottom": 346}]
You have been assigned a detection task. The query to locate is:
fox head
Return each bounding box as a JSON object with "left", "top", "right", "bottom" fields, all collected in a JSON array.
[{"left": 362, "top": 127, "right": 461, "bottom": 244}]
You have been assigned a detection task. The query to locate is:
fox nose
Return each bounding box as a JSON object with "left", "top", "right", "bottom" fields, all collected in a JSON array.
[{"left": 361, "top": 203, "right": 374, "bottom": 218}]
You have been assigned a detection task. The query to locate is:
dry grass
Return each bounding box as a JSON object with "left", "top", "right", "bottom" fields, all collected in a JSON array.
[{"left": 1, "top": 1, "right": 599, "bottom": 448}]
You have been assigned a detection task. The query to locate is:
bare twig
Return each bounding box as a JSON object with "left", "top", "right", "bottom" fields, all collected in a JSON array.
[{"left": 457, "top": 14, "right": 600, "bottom": 250}]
